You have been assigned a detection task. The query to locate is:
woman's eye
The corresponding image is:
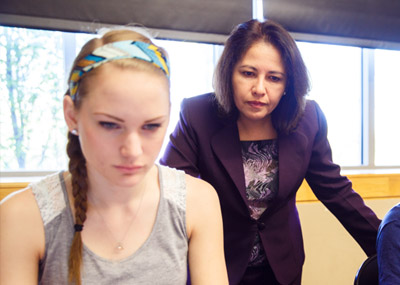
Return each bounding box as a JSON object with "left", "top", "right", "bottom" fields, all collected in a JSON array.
[
  {"left": 269, "top": 76, "right": 282, "bottom": 82},
  {"left": 142, "top": 123, "right": 161, "bottom": 131},
  {"left": 99, "top": 121, "right": 120, "bottom": 130},
  {"left": 241, "top": 71, "right": 255, "bottom": 77}
]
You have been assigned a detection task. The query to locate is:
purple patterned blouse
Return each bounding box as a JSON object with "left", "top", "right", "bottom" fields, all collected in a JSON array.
[{"left": 241, "top": 139, "right": 279, "bottom": 266}]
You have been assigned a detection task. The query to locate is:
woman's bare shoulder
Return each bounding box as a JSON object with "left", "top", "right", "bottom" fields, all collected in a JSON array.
[
  {"left": 0, "top": 187, "right": 44, "bottom": 284},
  {"left": 1, "top": 186, "right": 37, "bottom": 211},
  {"left": 185, "top": 174, "right": 219, "bottom": 204},
  {"left": 1, "top": 186, "right": 44, "bottom": 243},
  {"left": 184, "top": 174, "right": 222, "bottom": 234},
  {"left": 1, "top": 187, "right": 43, "bottom": 237}
]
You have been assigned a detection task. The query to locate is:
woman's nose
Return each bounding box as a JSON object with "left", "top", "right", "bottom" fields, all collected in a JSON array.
[
  {"left": 252, "top": 77, "right": 267, "bottom": 96},
  {"left": 120, "top": 132, "right": 143, "bottom": 158}
]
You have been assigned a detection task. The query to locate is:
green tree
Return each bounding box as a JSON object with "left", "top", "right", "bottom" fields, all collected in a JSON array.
[{"left": 0, "top": 27, "right": 65, "bottom": 170}]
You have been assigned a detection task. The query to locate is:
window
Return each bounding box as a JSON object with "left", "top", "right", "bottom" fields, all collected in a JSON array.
[
  {"left": 298, "top": 42, "right": 362, "bottom": 167},
  {"left": 152, "top": 39, "right": 224, "bottom": 156},
  {"left": 374, "top": 49, "right": 400, "bottom": 166},
  {"left": 1, "top": 27, "right": 69, "bottom": 172},
  {"left": 1, "top": 25, "right": 399, "bottom": 178},
  {"left": 0, "top": 26, "right": 222, "bottom": 175}
]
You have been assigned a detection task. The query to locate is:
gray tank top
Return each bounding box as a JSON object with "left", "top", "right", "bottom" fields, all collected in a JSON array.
[{"left": 31, "top": 165, "right": 188, "bottom": 285}]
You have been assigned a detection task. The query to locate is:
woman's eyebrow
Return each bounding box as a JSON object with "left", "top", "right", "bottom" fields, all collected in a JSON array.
[
  {"left": 93, "top": 112, "right": 124, "bottom": 122},
  {"left": 144, "top": 115, "right": 169, "bottom": 124}
]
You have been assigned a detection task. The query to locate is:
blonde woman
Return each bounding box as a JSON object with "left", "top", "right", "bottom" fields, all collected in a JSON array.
[{"left": 0, "top": 28, "right": 228, "bottom": 285}]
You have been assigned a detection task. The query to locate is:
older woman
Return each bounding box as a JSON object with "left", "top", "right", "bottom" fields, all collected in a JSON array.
[{"left": 161, "top": 19, "right": 380, "bottom": 284}]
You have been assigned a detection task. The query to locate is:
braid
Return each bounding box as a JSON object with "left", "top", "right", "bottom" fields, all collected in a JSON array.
[
  {"left": 62, "top": 28, "right": 167, "bottom": 283},
  {"left": 66, "top": 133, "right": 88, "bottom": 285}
]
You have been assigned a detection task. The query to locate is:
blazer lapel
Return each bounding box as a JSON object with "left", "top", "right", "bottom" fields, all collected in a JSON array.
[
  {"left": 210, "top": 122, "right": 249, "bottom": 205},
  {"left": 210, "top": 119, "right": 309, "bottom": 210}
]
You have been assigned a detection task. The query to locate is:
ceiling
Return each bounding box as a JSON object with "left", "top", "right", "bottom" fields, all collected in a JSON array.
[{"left": 1, "top": 0, "right": 399, "bottom": 48}]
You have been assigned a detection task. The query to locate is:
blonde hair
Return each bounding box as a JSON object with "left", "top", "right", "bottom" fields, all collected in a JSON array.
[{"left": 66, "top": 28, "right": 169, "bottom": 285}]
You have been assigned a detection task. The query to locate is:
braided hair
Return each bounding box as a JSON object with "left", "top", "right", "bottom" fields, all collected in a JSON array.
[
  {"left": 66, "top": 132, "right": 88, "bottom": 284},
  {"left": 65, "top": 28, "right": 169, "bottom": 285}
]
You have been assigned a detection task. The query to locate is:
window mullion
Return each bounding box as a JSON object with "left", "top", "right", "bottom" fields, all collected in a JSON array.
[{"left": 361, "top": 48, "right": 375, "bottom": 168}]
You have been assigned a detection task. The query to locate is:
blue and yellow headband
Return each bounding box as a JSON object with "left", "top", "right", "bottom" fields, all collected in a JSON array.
[{"left": 69, "top": 40, "right": 170, "bottom": 100}]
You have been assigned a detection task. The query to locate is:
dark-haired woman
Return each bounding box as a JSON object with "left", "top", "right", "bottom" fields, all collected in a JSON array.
[{"left": 161, "top": 19, "right": 380, "bottom": 284}]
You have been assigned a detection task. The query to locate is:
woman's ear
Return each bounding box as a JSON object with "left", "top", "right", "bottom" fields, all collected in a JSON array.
[{"left": 63, "top": 96, "right": 78, "bottom": 132}]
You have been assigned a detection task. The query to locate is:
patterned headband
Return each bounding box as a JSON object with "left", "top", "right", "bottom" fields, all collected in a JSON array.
[{"left": 69, "top": 40, "right": 170, "bottom": 100}]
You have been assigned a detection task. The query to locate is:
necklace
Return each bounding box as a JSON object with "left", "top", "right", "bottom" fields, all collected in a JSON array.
[{"left": 90, "top": 183, "right": 147, "bottom": 253}]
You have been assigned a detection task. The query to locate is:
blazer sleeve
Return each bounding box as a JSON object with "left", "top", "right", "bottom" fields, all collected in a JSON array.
[
  {"left": 305, "top": 101, "right": 381, "bottom": 256},
  {"left": 160, "top": 98, "right": 201, "bottom": 178}
]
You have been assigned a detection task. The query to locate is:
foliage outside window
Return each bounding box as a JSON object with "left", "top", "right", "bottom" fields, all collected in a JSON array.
[{"left": 1, "top": 27, "right": 68, "bottom": 171}]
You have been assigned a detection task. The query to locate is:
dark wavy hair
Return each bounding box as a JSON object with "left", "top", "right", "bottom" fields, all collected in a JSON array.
[{"left": 213, "top": 19, "right": 310, "bottom": 134}]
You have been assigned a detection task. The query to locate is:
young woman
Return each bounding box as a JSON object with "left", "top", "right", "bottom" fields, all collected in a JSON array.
[
  {"left": 0, "top": 28, "right": 228, "bottom": 285},
  {"left": 161, "top": 19, "right": 381, "bottom": 284}
]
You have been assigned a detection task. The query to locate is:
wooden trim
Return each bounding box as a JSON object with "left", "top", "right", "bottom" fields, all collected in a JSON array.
[
  {"left": 297, "top": 173, "right": 400, "bottom": 202},
  {"left": 0, "top": 182, "right": 29, "bottom": 201},
  {"left": 1, "top": 173, "right": 400, "bottom": 202}
]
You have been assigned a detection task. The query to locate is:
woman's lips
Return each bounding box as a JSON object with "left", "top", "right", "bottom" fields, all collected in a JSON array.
[
  {"left": 114, "top": 165, "right": 143, "bottom": 174},
  {"left": 247, "top": 101, "right": 266, "bottom": 108}
]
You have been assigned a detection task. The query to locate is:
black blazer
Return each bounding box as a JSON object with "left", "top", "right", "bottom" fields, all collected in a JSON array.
[{"left": 161, "top": 93, "right": 380, "bottom": 284}]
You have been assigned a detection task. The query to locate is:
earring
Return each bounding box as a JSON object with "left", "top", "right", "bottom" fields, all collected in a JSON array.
[
  {"left": 71, "top": 129, "right": 78, "bottom": 136},
  {"left": 283, "top": 91, "right": 287, "bottom": 96}
]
